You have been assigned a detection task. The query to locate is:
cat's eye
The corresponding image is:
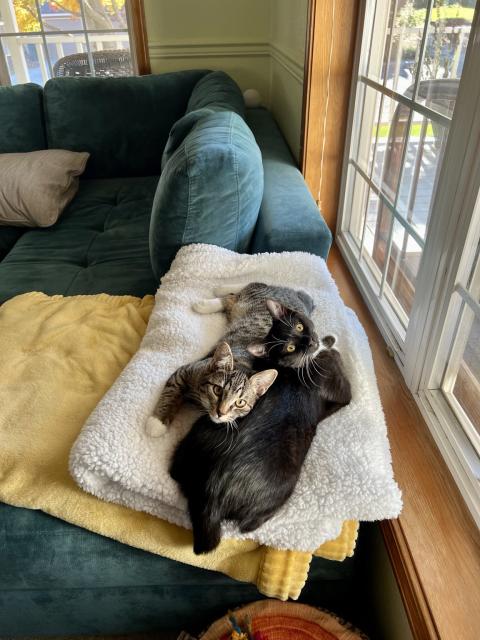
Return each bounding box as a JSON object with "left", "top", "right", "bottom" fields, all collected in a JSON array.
[
  {"left": 212, "top": 384, "right": 222, "bottom": 396},
  {"left": 286, "top": 344, "right": 296, "bottom": 352},
  {"left": 295, "top": 323, "right": 304, "bottom": 332},
  {"left": 235, "top": 399, "right": 247, "bottom": 408}
]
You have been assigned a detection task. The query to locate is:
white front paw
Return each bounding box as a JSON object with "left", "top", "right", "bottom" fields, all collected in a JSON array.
[{"left": 145, "top": 416, "right": 168, "bottom": 437}]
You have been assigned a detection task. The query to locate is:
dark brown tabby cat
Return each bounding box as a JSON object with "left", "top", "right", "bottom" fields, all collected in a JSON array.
[{"left": 145, "top": 342, "right": 277, "bottom": 437}]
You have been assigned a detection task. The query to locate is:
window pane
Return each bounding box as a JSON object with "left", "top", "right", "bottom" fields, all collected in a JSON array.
[
  {"left": 420, "top": 0, "right": 475, "bottom": 117},
  {"left": 40, "top": 1, "right": 82, "bottom": 31},
  {"left": 88, "top": 31, "right": 131, "bottom": 77},
  {"left": 386, "top": 220, "right": 423, "bottom": 316},
  {"left": 83, "top": 0, "right": 127, "bottom": 31},
  {"left": 355, "top": 84, "right": 383, "bottom": 175},
  {"left": 452, "top": 309, "right": 480, "bottom": 435},
  {"left": 6, "top": 0, "right": 41, "bottom": 32},
  {"left": 363, "top": 192, "right": 391, "bottom": 292},
  {"left": 367, "top": 0, "right": 428, "bottom": 89},
  {"left": 397, "top": 114, "right": 449, "bottom": 240},
  {"left": 385, "top": 0, "right": 428, "bottom": 93},
  {"left": 367, "top": 0, "right": 394, "bottom": 82},
  {"left": 0, "top": 34, "right": 49, "bottom": 84},
  {"left": 47, "top": 33, "right": 89, "bottom": 78},
  {"left": 348, "top": 168, "right": 370, "bottom": 247},
  {"left": 372, "top": 97, "right": 410, "bottom": 203}
]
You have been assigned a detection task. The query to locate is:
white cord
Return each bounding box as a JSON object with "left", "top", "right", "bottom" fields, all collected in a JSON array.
[{"left": 318, "top": 0, "right": 336, "bottom": 208}]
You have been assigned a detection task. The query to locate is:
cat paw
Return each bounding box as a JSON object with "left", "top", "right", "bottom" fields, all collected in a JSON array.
[
  {"left": 145, "top": 416, "right": 168, "bottom": 437},
  {"left": 192, "top": 298, "right": 224, "bottom": 314}
]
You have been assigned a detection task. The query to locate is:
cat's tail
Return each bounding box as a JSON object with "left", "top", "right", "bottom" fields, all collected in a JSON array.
[{"left": 189, "top": 500, "right": 222, "bottom": 555}]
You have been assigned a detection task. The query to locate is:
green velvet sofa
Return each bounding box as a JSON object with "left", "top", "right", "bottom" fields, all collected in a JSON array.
[{"left": 0, "top": 71, "right": 356, "bottom": 637}]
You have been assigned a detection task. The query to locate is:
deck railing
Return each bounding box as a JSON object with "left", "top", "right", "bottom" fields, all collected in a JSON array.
[{"left": 3, "top": 32, "right": 130, "bottom": 84}]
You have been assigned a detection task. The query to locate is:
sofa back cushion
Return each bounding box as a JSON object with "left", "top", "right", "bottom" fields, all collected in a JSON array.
[
  {"left": 149, "top": 111, "right": 263, "bottom": 280},
  {"left": 186, "top": 71, "right": 245, "bottom": 117},
  {"left": 161, "top": 72, "right": 245, "bottom": 170},
  {"left": 0, "top": 83, "right": 46, "bottom": 153},
  {"left": 43, "top": 70, "right": 209, "bottom": 179}
]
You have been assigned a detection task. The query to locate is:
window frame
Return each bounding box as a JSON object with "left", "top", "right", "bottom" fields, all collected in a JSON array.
[
  {"left": 336, "top": 0, "right": 480, "bottom": 528},
  {"left": 0, "top": 0, "right": 150, "bottom": 85}
]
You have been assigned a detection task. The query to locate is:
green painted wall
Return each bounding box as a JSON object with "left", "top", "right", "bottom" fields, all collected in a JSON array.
[{"left": 143, "top": 0, "right": 308, "bottom": 160}]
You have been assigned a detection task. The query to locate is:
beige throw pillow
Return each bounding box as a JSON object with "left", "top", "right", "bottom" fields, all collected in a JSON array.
[{"left": 0, "top": 149, "right": 89, "bottom": 227}]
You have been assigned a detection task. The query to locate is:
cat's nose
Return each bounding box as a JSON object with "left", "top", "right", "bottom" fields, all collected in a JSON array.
[{"left": 218, "top": 402, "right": 229, "bottom": 417}]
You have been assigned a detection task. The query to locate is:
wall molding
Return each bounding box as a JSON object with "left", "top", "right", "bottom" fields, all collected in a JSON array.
[
  {"left": 270, "top": 43, "right": 304, "bottom": 83},
  {"left": 148, "top": 40, "right": 304, "bottom": 84},
  {"left": 148, "top": 40, "right": 270, "bottom": 60}
]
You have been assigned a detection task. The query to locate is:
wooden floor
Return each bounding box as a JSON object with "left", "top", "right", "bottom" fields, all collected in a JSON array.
[{"left": 327, "top": 244, "right": 480, "bottom": 640}]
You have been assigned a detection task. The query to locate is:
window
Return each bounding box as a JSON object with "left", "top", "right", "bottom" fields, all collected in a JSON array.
[
  {"left": 337, "top": 0, "right": 480, "bottom": 526},
  {"left": 0, "top": 0, "right": 146, "bottom": 85}
]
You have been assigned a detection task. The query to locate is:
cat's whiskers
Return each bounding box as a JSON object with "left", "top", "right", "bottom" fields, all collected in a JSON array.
[
  {"left": 304, "top": 358, "right": 318, "bottom": 387},
  {"left": 309, "top": 357, "right": 328, "bottom": 377},
  {"left": 215, "top": 424, "right": 231, "bottom": 449},
  {"left": 309, "top": 359, "right": 328, "bottom": 384},
  {"left": 296, "top": 353, "right": 309, "bottom": 388}
]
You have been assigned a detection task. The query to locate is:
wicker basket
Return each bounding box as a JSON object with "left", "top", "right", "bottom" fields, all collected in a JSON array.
[{"left": 200, "top": 600, "right": 368, "bottom": 640}]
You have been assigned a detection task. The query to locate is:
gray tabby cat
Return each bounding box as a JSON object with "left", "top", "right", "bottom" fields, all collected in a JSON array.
[{"left": 146, "top": 283, "right": 315, "bottom": 437}]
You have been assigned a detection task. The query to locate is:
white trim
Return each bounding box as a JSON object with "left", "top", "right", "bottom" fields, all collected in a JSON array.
[
  {"left": 270, "top": 43, "right": 304, "bottom": 84},
  {"left": 149, "top": 41, "right": 269, "bottom": 59},
  {"left": 337, "top": 0, "right": 480, "bottom": 528},
  {"left": 405, "top": 5, "right": 480, "bottom": 392},
  {"left": 148, "top": 41, "right": 304, "bottom": 83},
  {"left": 337, "top": 232, "right": 406, "bottom": 361}
]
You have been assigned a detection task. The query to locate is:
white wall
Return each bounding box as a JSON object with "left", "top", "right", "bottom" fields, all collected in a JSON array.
[{"left": 143, "top": 0, "right": 308, "bottom": 160}]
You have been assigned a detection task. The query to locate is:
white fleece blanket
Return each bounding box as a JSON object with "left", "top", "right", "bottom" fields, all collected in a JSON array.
[{"left": 70, "top": 244, "right": 402, "bottom": 551}]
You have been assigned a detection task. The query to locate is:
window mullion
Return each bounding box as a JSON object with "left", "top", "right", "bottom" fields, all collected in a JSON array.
[
  {"left": 78, "top": 0, "right": 96, "bottom": 77},
  {"left": 455, "top": 285, "right": 480, "bottom": 321},
  {"left": 360, "top": 75, "right": 452, "bottom": 129},
  {"left": 404, "top": 6, "right": 480, "bottom": 391},
  {"left": 34, "top": 0, "right": 53, "bottom": 79}
]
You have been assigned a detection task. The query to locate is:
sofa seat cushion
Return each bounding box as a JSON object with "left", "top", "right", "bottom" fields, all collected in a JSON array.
[
  {"left": 0, "top": 504, "right": 354, "bottom": 592},
  {"left": 0, "top": 502, "right": 355, "bottom": 635},
  {"left": 0, "top": 177, "right": 159, "bottom": 303}
]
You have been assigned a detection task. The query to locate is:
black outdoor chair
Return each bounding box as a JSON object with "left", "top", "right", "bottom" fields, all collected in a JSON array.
[{"left": 53, "top": 49, "right": 133, "bottom": 78}]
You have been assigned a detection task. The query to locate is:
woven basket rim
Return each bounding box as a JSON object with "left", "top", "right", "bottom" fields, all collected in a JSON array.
[{"left": 200, "top": 599, "right": 368, "bottom": 640}]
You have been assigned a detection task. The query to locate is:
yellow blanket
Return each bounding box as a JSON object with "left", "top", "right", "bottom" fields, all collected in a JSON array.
[{"left": 0, "top": 292, "right": 358, "bottom": 600}]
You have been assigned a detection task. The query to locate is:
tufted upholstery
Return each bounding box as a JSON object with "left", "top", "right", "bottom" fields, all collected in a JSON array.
[{"left": 0, "top": 177, "right": 159, "bottom": 303}]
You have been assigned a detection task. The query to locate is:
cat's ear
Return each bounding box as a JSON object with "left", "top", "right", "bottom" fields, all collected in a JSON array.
[
  {"left": 266, "top": 298, "right": 287, "bottom": 319},
  {"left": 249, "top": 369, "right": 278, "bottom": 397},
  {"left": 247, "top": 342, "right": 268, "bottom": 358},
  {"left": 211, "top": 341, "right": 234, "bottom": 371}
]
